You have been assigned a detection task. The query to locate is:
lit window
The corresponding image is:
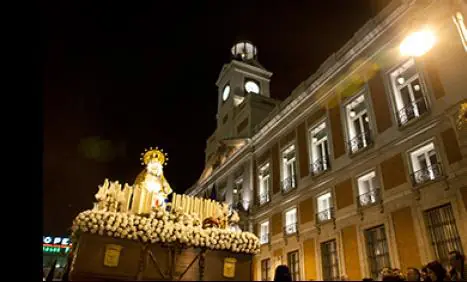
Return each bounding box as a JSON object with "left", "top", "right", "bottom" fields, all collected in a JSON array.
[
  {"left": 261, "top": 258, "right": 271, "bottom": 281},
  {"left": 281, "top": 145, "right": 297, "bottom": 193},
  {"left": 260, "top": 221, "right": 269, "bottom": 245},
  {"left": 424, "top": 204, "right": 463, "bottom": 267},
  {"left": 233, "top": 178, "right": 245, "bottom": 210},
  {"left": 258, "top": 163, "right": 271, "bottom": 205},
  {"left": 287, "top": 250, "right": 301, "bottom": 281},
  {"left": 453, "top": 12, "right": 467, "bottom": 52},
  {"left": 321, "top": 239, "right": 340, "bottom": 281},
  {"left": 365, "top": 225, "right": 391, "bottom": 280},
  {"left": 357, "top": 171, "right": 380, "bottom": 207},
  {"left": 345, "top": 94, "right": 372, "bottom": 153},
  {"left": 409, "top": 142, "right": 442, "bottom": 185},
  {"left": 316, "top": 192, "right": 333, "bottom": 222},
  {"left": 284, "top": 208, "right": 297, "bottom": 235},
  {"left": 390, "top": 58, "right": 429, "bottom": 126},
  {"left": 309, "top": 122, "right": 330, "bottom": 175}
]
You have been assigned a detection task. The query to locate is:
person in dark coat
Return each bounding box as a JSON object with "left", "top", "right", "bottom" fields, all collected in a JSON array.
[
  {"left": 448, "top": 251, "right": 466, "bottom": 281},
  {"left": 274, "top": 265, "right": 293, "bottom": 282},
  {"left": 426, "top": 261, "right": 449, "bottom": 282}
]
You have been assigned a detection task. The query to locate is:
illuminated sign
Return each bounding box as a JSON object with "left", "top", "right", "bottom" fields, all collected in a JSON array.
[
  {"left": 43, "top": 246, "right": 71, "bottom": 254},
  {"left": 43, "top": 236, "right": 71, "bottom": 246}
]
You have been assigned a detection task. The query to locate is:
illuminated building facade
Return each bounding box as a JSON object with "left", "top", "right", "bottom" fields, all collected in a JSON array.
[{"left": 187, "top": 0, "right": 467, "bottom": 280}]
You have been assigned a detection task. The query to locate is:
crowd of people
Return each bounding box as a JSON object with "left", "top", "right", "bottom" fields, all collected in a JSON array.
[{"left": 273, "top": 251, "right": 466, "bottom": 282}]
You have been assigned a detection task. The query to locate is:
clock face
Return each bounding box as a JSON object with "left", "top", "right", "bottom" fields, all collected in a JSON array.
[
  {"left": 222, "top": 85, "right": 230, "bottom": 101},
  {"left": 244, "top": 80, "right": 260, "bottom": 94}
]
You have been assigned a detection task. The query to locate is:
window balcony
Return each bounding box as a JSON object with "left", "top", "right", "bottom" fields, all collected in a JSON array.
[
  {"left": 410, "top": 163, "right": 443, "bottom": 186},
  {"left": 258, "top": 193, "right": 270, "bottom": 206},
  {"left": 357, "top": 188, "right": 381, "bottom": 208},
  {"left": 316, "top": 207, "right": 335, "bottom": 224},
  {"left": 281, "top": 175, "right": 297, "bottom": 194},
  {"left": 310, "top": 158, "right": 330, "bottom": 176},
  {"left": 348, "top": 130, "right": 373, "bottom": 154},
  {"left": 260, "top": 233, "right": 270, "bottom": 245},
  {"left": 397, "top": 98, "right": 428, "bottom": 126},
  {"left": 232, "top": 200, "right": 251, "bottom": 213},
  {"left": 283, "top": 222, "right": 298, "bottom": 236}
]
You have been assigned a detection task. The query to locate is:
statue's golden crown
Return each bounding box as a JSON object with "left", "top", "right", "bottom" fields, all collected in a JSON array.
[{"left": 140, "top": 147, "right": 169, "bottom": 166}]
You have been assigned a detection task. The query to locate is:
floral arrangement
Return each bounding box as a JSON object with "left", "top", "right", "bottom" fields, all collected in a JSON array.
[
  {"left": 457, "top": 102, "right": 467, "bottom": 129},
  {"left": 71, "top": 206, "right": 260, "bottom": 255}
]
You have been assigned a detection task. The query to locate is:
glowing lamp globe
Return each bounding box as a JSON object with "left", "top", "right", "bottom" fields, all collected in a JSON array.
[{"left": 400, "top": 29, "right": 436, "bottom": 57}]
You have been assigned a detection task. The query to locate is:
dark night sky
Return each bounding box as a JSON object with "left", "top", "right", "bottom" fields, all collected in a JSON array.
[{"left": 43, "top": 0, "right": 391, "bottom": 236}]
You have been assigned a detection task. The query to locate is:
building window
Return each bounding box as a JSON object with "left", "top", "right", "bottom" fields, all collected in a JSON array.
[
  {"left": 287, "top": 250, "right": 300, "bottom": 281},
  {"left": 357, "top": 171, "right": 380, "bottom": 208},
  {"left": 390, "top": 58, "right": 429, "bottom": 126},
  {"left": 258, "top": 163, "right": 271, "bottom": 205},
  {"left": 309, "top": 122, "right": 330, "bottom": 175},
  {"left": 316, "top": 192, "right": 334, "bottom": 223},
  {"left": 345, "top": 94, "right": 373, "bottom": 153},
  {"left": 409, "top": 142, "right": 443, "bottom": 186},
  {"left": 261, "top": 258, "right": 271, "bottom": 281},
  {"left": 453, "top": 12, "right": 467, "bottom": 52},
  {"left": 233, "top": 178, "right": 245, "bottom": 211},
  {"left": 424, "top": 204, "right": 464, "bottom": 266},
  {"left": 281, "top": 145, "right": 297, "bottom": 193},
  {"left": 260, "top": 221, "right": 269, "bottom": 245},
  {"left": 321, "top": 239, "right": 340, "bottom": 281},
  {"left": 365, "top": 225, "right": 391, "bottom": 280},
  {"left": 284, "top": 208, "right": 297, "bottom": 235}
]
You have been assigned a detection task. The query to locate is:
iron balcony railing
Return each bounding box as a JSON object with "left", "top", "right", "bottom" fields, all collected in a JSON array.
[
  {"left": 310, "top": 158, "right": 330, "bottom": 176},
  {"left": 283, "top": 222, "right": 298, "bottom": 235},
  {"left": 260, "top": 233, "right": 270, "bottom": 245},
  {"left": 357, "top": 188, "right": 381, "bottom": 208},
  {"left": 397, "top": 97, "right": 428, "bottom": 126},
  {"left": 258, "top": 193, "right": 270, "bottom": 206},
  {"left": 233, "top": 200, "right": 251, "bottom": 212},
  {"left": 316, "top": 207, "right": 335, "bottom": 223},
  {"left": 349, "top": 130, "right": 373, "bottom": 154},
  {"left": 410, "top": 163, "right": 443, "bottom": 186},
  {"left": 281, "top": 175, "right": 297, "bottom": 194}
]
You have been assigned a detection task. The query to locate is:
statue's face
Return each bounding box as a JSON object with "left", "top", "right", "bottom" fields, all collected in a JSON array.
[{"left": 147, "top": 160, "right": 162, "bottom": 176}]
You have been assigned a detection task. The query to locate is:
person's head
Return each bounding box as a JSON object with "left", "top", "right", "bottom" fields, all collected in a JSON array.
[
  {"left": 274, "top": 265, "right": 292, "bottom": 282},
  {"left": 406, "top": 267, "right": 421, "bottom": 281},
  {"left": 381, "top": 267, "right": 394, "bottom": 278},
  {"left": 448, "top": 250, "right": 465, "bottom": 270},
  {"left": 393, "top": 268, "right": 401, "bottom": 275},
  {"left": 426, "top": 261, "right": 447, "bottom": 282},
  {"left": 420, "top": 267, "right": 431, "bottom": 282},
  {"left": 340, "top": 274, "right": 349, "bottom": 281}
]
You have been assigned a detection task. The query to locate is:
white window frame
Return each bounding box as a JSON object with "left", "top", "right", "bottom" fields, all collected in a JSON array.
[
  {"left": 281, "top": 144, "right": 297, "bottom": 192},
  {"left": 344, "top": 93, "right": 372, "bottom": 153},
  {"left": 389, "top": 58, "right": 429, "bottom": 126},
  {"left": 357, "top": 170, "right": 378, "bottom": 207},
  {"left": 260, "top": 221, "right": 270, "bottom": 245},
  {"left": 453, "top": 12, "right": 467, "bottom": 52},
  {"left": 317, "top": 192, "right": 333, "bottom": 222},
  {"left": 258, "top": 163, "right": 271, "bottom": 205},
  {"left": 309, "top": 121, "right": 330, "bottom": 174},
  {"left": 284, "top": 207, "right": 297, "bottom": 235},
  {"left": 408, "top": 141, "right": 442, "bottom": 185}
]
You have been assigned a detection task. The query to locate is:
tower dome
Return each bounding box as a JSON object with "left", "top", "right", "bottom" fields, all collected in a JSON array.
[{"left": 231, "top": 41, "right": 258, "bottom": 61}]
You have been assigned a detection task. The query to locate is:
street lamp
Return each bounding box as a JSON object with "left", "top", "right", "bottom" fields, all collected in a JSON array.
[{"left": 400, "top": 28, "right": 436, "bottom": 57}]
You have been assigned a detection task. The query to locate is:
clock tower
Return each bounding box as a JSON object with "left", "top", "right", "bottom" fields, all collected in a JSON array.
[{"left": 204, "top": 41, "right": 279, "bottom": 165}]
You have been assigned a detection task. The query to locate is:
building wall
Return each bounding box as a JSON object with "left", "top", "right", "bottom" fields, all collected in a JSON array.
[{"left": 188, "top": 0, "right": 467, "bottom": 280}]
